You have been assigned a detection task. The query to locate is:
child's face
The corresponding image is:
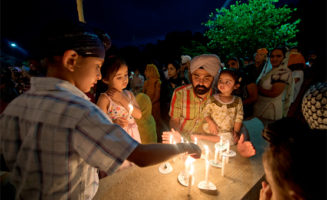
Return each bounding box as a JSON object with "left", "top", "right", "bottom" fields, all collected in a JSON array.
[
  {"left": 73, "top": 56, "right": 103, "bottom": 93},
  {"left": 111, "top": 65, "right": 129, "bottom": 91},
  {"left": 217, "top": 73, "right": 237, "bottom": 95}
]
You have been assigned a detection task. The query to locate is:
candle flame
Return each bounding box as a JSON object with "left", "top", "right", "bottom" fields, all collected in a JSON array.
[
  {"left": 190, "top": 165, "right": 194, "bottom": 175},
  {"left": 169, "top": 135, "right": 173, "bottom": 144}
]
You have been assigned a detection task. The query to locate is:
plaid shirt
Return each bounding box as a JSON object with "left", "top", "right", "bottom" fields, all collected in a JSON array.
[
  {"left": 169, "top": 84, "right": 212, "bottom": 139},
  {"left": 0, "top": 77, "right": 138, "bottom": 200}
]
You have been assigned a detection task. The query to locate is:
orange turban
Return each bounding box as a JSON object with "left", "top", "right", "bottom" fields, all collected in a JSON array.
[
  {"left": 257, "top": 48, "right": 268, "bottom": 55},
  {"left": 288, "top": 52, "right": 306, "bottom": 66}
]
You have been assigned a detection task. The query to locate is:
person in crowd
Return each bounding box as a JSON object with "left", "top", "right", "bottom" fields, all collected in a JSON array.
[
  {"left": 180, "top": 55, "right": 192, "bottom": 84},
  {"left": 96, "top": 56, "right": 142, "bottom": 146},
  {"left": 0, "top": 20, "right": 201, "bottom": 200},
  {"left": 287, "top": 52, "right": 306, "bottom": 102},
  {"left": 135, "top": 93, "right": 158, "bottom": 144},
  {"left": 0, "top": 66, "right": 19, "bottom": 113},
  {"left": 226, "top": 57, "right": 258, "bottom": 119},
  {"left": 301, "top": 82, "right": 327, "bottom": 130},
  {"left": 246, "top": 48, "right": 270, "bottom": 83},
  {"left": 160, "top": 60, "right": 188, "bottom": 128},
  {"left": 253, "top": 47, "right": 293, "bottom": 123},
  {"left": 163, "top": 54, "right": 255, "bottom": 157},
  {"left": 260, "top": 118, "right": 326, "bottom": 200},
  {"left": 130, "top": 68, "right": 144, "bottom": 95},
  {"left": 202, "top": 69, "right": 244, "bottom": 145},
  {"left": 143, "top": 64, "right": 161, "bottom": 124}
]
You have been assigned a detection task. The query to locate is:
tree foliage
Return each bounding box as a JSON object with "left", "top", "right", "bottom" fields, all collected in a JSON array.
[{"left": 203, "top": 0, "right": 300, "bottom": 60}]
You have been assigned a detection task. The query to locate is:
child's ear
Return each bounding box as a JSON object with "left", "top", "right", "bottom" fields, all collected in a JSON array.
[{"left": 62, "top": 50, "right": 79, "bottom": 72}]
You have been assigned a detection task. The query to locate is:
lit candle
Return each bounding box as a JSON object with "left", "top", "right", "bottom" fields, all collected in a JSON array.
[
  {"left": 226, "top": 140, "right": 230, "bottom": 163},
  {"left": 205, "top": 159, "right": 210, "bottom": 184},
  {"left": 128, "top": 104, "right": 133, "bottom": 119},
  {"left": 185, "top": 156, "right": 195, "bottom": 178},
  {"left": 226, "top": 140, "right": 230, "bottom": 153},
  {"left": 194, "top": 137, "right": 197, "bottom": 145},
  {"left": 221, "top": 155, "right": 226, "bottom": 177},
  {"left": 219, "top": 136, "right": 223, "bottom": 160},
  {"left": 214, "top": 145, "right": 219, "bottom": 164},
  {"left": 188, "top": 165, "right": 194, "bottom": 196},
  {"left": 169, "top": 134, "right": 173, "bottom": 144},
  {"left": 204, "top": 145, "right": 209, "bottom": 160},
  {"left": 204, "top": 145, "right": 209, "bottom": 184},
  {"left": 181, "top": 137, "right": 184, "bottom": 143}
]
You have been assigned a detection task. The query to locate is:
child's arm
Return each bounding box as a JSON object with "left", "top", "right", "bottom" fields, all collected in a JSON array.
[
  {"left": 233, "top": 122, "right": 242, "bottom": 143},
  {"left": 205, "top": 116, "right": 219, "bottom": 135},
  {"left": 96, "top": 93, "right": 110, "bottom": 113}
]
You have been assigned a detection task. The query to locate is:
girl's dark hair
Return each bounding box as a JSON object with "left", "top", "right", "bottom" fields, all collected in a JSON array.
[
  {"left": 219, "top": 68, "right": 242, "bottom": 84},
  {"left": 166, "top": 60, "right": 181, "bottom": 71},
  {"left": 101, "top": 55, "right": 127, "bottom": 82}
]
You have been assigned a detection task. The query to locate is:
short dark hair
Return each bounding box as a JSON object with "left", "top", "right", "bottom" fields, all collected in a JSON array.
[{"left": 101, "top": 56, "right": 127, "bottom": 83}]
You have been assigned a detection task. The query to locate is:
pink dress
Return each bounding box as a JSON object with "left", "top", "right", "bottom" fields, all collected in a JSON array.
[
  {"left": 102, "top": 91, "right": 141, "bottom": 143},
  {"left": 102, "top": 91, "right": 141, "bottom": 171}
]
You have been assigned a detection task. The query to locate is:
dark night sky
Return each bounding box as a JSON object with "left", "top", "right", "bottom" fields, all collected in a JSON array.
[{"left": 1, "top": 0, "right": 325, "bottom": 58}]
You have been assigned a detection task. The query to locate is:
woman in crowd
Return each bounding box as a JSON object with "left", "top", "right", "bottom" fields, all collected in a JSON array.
[
  {"left": 160, "top": 60, "right": 188, "bottom": 128},
  {"left": 254, "top": 47, "right": 293, "bottom": 123}
]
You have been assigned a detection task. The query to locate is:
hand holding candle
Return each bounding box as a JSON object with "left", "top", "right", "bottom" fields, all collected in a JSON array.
[{"left": 128, "top": 103, "right": 133, "bottom": 118}]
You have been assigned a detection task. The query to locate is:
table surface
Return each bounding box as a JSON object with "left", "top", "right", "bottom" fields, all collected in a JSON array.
[{"left": 93, "top": 118, "right": 266, "bottom": 200}]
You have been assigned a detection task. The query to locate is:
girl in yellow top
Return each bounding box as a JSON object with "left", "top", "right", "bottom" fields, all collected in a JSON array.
[{"left": 203, "top": 69, "right": 244, "bottom": 145}]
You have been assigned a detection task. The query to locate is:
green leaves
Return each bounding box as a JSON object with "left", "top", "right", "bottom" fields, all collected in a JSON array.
[{"left": 203, "top": 0, "right": 300, "bottom": 60}]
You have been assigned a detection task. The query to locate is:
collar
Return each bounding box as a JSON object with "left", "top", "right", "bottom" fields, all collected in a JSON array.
[{"left": 29, "top": 77, "right": 90, "bottom": 100}]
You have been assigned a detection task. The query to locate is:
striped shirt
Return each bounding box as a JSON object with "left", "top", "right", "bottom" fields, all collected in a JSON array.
[
  {"left": 0, "top": 77, "right": 138, "bottom": 200},
  {"left": 169, "top": 84, "right": 212, "bottom": 139}
]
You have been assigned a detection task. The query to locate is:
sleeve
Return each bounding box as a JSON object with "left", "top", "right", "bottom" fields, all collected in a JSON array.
[
  {"left": 169, "top": 89, "right": 182, "bottom": 119},
  {"left": 203, "top": 103, "right": 212, "bottom": 118},
  {"left": 271, "top": 68, "right": 292, "bottom": 84},
  {"left": 235, "top": 97, "right": 244, "bottom": 123},
  {"left": 72, "top": 107, "right": 138, "bottom": 175}
]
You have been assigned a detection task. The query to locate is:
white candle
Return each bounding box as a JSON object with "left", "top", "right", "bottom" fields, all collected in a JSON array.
[
  {"left": 181, "top": 137, "right": 184, "bottom": 143},
  {"left": 194, "top": 137, "right": 197, "bottom": 145},
  {"left": 128, "top": 104, "right": 133, "bottom": 118},
  {"left": 204, "top": 145, "right": 209, "bottom": 160},
  {"left": 226, "top": 140, "right": 230, "bottom": 153},
  {"left": 169, "top": 135, "right": 173, "bottom": 144},
  {"left": 185, "top": 156, "right": 195, "bottom": 178},
  {"left": 214, "top": 145, "right": 218, "bottom": 163},
  {"left": 221, "top": 156, "right": 226, "bottom": 177},
  {"left": 205, "top": 159, "right": 209, "bottom": 183},
  {"left": 219, "top": 135, "right": 223, "bottom": 146},
  {"left": 188, "top": 165, "right": 194, "bottom": 195}
]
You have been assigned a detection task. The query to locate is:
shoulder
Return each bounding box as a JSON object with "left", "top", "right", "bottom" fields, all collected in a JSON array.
[{"left": 175, "top": 84, "right": 192, "bottom": 93}]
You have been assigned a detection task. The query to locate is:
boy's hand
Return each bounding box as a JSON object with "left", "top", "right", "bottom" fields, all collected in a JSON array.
[
  {"left": 259, "top": 181, "right": 272, "bottom": 200},
  {"left": 113, "top": 117, "right": 129, "bottom": 128}
]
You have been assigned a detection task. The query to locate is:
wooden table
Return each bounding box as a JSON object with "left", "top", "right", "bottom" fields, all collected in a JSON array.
[{"left": 93, "top": 118, "right": 266, "bottom": 200}]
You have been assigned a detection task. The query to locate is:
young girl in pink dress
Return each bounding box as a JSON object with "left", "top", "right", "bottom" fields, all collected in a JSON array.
[{"left": 97, "top": 56, "right": 142, "bottom": 171}]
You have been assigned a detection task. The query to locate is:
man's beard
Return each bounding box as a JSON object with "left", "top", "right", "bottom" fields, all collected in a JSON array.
[{"left": 193, "top": 84, "right": 211, "bottom": 95}]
